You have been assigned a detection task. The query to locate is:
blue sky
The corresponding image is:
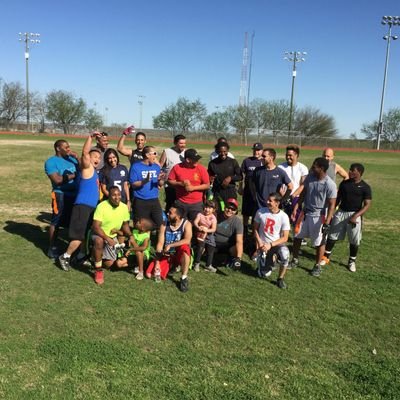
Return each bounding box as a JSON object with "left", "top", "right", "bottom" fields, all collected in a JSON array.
[{"left": 1, "top": 0, "right": 399, "bottom": 137}]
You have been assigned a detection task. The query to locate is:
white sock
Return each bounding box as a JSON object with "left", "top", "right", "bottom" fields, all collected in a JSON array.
[{"left": 181, "top": 274, "right": 188, "bottom": 280}]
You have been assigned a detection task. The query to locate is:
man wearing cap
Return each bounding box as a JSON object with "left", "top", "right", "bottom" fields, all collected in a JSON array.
[
  {"left": 167, "top": 149, "right": 210, "bottom": 222},
  {"left": 238, "top": 143, "right": 264, "bottom": 234},
  {"left": 214, "top": 198, "right": 244, "bottom": 270}
]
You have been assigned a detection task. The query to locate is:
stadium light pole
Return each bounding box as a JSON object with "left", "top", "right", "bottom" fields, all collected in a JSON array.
[
  {"left": 284, "top": 51, "right": 307, "bottom": 133},
  {"left": 18, "top": 32, "right": 40, "bottom": 129},
  {"left": 138, "top": 95, "right": 145, "bottom": 129},
  {"left": 377, "top": 16, "right": 399, "bottom": 150}
]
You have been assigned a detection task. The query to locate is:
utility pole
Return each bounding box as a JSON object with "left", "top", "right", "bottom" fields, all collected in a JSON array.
[
  {"left": 377, "top": 16, "right": 399, "bottom": 150},
  {"left": 284, "top": 51, "right": 307, "bottom": 133},
  {"left": 138, "top": 95, "right": 145, "bottom": 129},
  {"left": 19, "top": 32, "right": 40, "bottom": 129}
]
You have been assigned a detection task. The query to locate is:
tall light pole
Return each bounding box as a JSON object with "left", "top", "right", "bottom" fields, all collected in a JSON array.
[
  {"left": 377, "top": 16, "right": 399, "bottom": 150},
  {"left": 18, "top": 32, "right": 40, "bottom": 128},
  {"left": 138, "top": 95, "right": 145, "bottom": 129},
  {"left": 284, "top": 51, "right": 306, "bottom": 132}
]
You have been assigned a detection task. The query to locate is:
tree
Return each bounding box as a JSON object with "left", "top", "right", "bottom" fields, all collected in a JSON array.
[
  {"left": 203, "top": 111, "right": 229, "bottom": 138},
  {"left": 361, "top": 108, "right": 400, "bottom": 149},
  {"left": 0, "top": 81, "right": 26, "bottom": 126},
  {"left": 84, "top": 108, "right": 104, "bottom": 131},
  {"left": 46, "top": 90, "right": 87, "bottom": 134},
  {"left": 293, "top": 107, "right": 337, "bottom": 144},
  {"left": 30, "top": 92, "right": 47, "bottom": 133},
  {"left": 153, "top": 97, "right": 207, "bottom": 136},
  {"left": 226, "top": 104, "right": 254, "bottom": 143}
]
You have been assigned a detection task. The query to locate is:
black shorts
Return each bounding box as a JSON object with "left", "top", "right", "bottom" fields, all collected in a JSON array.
[
  {"left": 69, "top": 204, "right": 95, "bottom": 241},
  {"left": 50, "top": 192, "right": 76, "bottom": 228},
  {"left": 175, "top": 200, "right": 203, "bottom": 223},
  {"left": 241, "top": 192, "right": 258, "bottom": 217},
  {"left": 133, "top": 197, "right": 163, "bottom": 228}
]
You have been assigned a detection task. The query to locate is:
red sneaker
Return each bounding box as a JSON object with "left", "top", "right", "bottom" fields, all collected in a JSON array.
[
  {"left": 320, "top": 256, "right": 330, "bottom": 267},
  {"left": 94, "top": 269, "right": 104, "bottom": 285}
]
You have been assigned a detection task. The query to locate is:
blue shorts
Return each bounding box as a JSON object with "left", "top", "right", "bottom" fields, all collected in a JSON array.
[{"left": 50, "top": 191, "right": 76, "bottom": 228}]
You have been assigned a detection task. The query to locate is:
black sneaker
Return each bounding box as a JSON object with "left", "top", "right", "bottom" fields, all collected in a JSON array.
[
  {"left": 58, "top": 254, "right": 71, "bottom": 271},
  {"left": 180, "top": 277, "right": 189, "bottom": 292},
  {"left": 277, "top": 278, "right": 287, "bottom": 289},
  {"left": 310, "top": 264, "right": 322, "bottom": 277}
]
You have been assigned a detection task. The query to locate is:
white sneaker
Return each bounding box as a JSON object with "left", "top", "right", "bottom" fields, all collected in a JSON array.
[
  {"left": 204, "top": 265, "right": 217, "bottom": 273},
  {"left": 136, "top": 272, "right": 144, "bottom": 280},
  {"left": 348, "top": 261, "right": 356, "bottom": 272},
  {"left": 193, "top": 263, "right": 200, "bottom": 272}
]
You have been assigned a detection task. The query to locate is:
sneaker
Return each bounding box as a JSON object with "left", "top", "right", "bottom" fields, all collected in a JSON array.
[
  {"left": 136, "top": 272, "right": 144, "bottom": 280},
  {"left": 277, "top": 278, "right": 287, "bottom": 289},
  {"left": 288, "top": 258, "right": 299, "bottom": 270},
  {"left": 133, "top": 266, "right": 139, "bottom": 274},
  {"left": 74, "top": 256, "right": 92, "bottom": 268},
  {"left": 58, "top": 254, "right": 71, "bottom": 271},
  {"left": 47, "top": 247, "right": 59, "bottom": 259},
  {"left": 310, "top": 264, "right": 322, "bottom": 277},
  {"left": 320, "top": 256, "right": 330, "bottom": 267},
  {"left": 348, "top": 260, "right": 356, "bottom": 272},
  {"left": 193, "top": 263, "right": 200, "bottom": 272},
  {"left": 180, "top": 277, "right": 189, "bottom": 292},
  {"left": 204, "top": 265, "right": 217, "bottom": 273},
  {"left": 94, "top": 269, "right": 104, "bottom": 285},
  {"left": 176, "top": 265, "right": 182, "bottom": 273},
  {"left": 301, "top": 239, "right": 308, "bottom": 246},
  {"left": 258, "top": 267, "right": 272, "bottom": 279}
]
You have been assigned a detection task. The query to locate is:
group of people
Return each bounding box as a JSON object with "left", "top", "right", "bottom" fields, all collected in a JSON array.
[{"left": 44, "top": 128, "right": 372, "bottom": 292}]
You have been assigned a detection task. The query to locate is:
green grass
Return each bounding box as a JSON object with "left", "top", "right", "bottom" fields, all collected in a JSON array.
[{"left": 0, "top": 134, "right": 399, "bottom": 399}]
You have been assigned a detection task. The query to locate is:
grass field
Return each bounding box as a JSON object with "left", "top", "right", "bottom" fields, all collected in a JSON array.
[{"left": 0, "top": 134, "right": 399, "bottom": 399}]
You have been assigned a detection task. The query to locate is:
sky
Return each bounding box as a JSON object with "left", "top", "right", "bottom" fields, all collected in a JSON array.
[{"left": 1, "top": 0, "right": 400, "bottom": 138}]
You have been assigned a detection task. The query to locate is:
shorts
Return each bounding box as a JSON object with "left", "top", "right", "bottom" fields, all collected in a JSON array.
[
  {"left": 257, "top": 245, "right": 290, "bottom": 270},
  {"left": 215, "top": 241, "right": 235, "bottom": 254},
  {"left": 295, "top": 214, "right": 325, "bottom": 247},
  {"left": 50, "top": 191, "right": 76, "bottom": 228},
  {"left": 133, "top": 197, "right": 163, "bottom": 227},
  {"left": 92, "top": 235, "right": 119, "bottom": 261},
  {"left": 146, "top": 244, "right": 191, "bottom": 279},
  {"left": 242, "top": 191, "right": 258, "bottom": 217},
  {"left": 174, "top": 199, "right": 203, "bottom": 223},
  {"left": 69, "top": 204, "right": 95, "bottom": 241},
  {"left": 328, "top": 210, "right": 362, "bottom": 246}
]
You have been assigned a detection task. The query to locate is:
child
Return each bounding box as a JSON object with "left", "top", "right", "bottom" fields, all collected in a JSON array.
[
  {"left": 193, "top": 200, "right": 217, "bottom": 272},
  {"left": 125, "top": 217, "right": 152, "bottom": 280}
]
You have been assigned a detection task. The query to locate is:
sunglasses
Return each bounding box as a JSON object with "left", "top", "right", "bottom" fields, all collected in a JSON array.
[
  {"left": 147, "top": 151, "right": 157, "bottom": 156},
  {"left": 225, "top": 206, "right": 237, "bottom": 211}
]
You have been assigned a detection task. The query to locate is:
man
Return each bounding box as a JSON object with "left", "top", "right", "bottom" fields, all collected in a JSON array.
[
  {"left": 91, "top": 186, "right": 136, "bottom": 285},
  {"left": 291, "top": 157, "right": 337, "bottom": 277},
  {"left": 320, "top": 163, "right": 372, "bottom": 272},
  {"left": 214, "top": 198, "right": 244, "bottom": 270},
  {"left": 167, "top": 148, "right": 210, "bottom": 222},
  {"left": 44, "top": 139, "right": 79, "bottom": 259},
  {"left": 58, "top": 133, "right": 101, "bottom": 271},
  {"left": 117, "top": 125, "right": 146, "bottom": 165},
  {"left": 149, "top": 204, "right": 192, "bottom": 292},
  {"left": 253, "top": 193, "right": 290, "bottom": 289},
  {"left": 92, "top": 131, "right": 109, "bottom": 170},
  {"left": 129, "top": 146, "right": 165, "bottom": 228},
  {"left": 323, "top": 147, "right": 349, "bottom": 183},
  {"left": 159, "top": 134, "right": 186, "bottom": 212},
  {"left": 253, "top": 148, "right": 293, "bottom": 210},
  {"left": 208, "top": 142, "right": 242, "bottom": 211},
  {"left": 238, "top": 142, "right": 264, "bottom": 234}
]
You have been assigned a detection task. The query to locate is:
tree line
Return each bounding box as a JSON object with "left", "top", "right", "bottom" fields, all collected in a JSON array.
[{"left": 1, "top": 78, "right": 399, "bottom": 147}]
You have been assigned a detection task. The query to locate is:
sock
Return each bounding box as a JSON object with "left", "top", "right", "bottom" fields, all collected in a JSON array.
[
  {"left": 94, "top": 261, "right": 102, "bottom": 268},
  {"left": 63, "top": 253, "right": 71, "bottom": 259},
  {"left": 181, "top": 274, "right": 188, "bottom": 280},
  {"left": 324, "top": 250, "right": 332, "bottom": 259}
]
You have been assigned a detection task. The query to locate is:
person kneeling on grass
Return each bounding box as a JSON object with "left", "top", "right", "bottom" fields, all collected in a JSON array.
[
  {"left": 193, "top": 200, "right": 217, "bottom": 272},
  {"left": 125, "top": 217, "right": 152, "bottom": 281},
  {"left": 253, "top": 193, "right": 291, "bottom": 289},
  {"left": 146, "top": 204, "right": 192, "bottom": 292},
  {"left": 91, "top": 186, "right": 137, "bottom": 285}
]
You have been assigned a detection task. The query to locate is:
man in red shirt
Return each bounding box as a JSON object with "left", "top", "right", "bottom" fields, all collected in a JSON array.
[{"left": 167, "top": 149, "right": 210, "bottom": 222}]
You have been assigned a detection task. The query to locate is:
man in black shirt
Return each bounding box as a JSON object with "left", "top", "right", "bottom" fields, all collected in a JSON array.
[
  {"left": 321, "top": 163, "right": 372, "bottom": 272},
  {"left": 117, "top": 126, "right": 146, "bottom": 165}
]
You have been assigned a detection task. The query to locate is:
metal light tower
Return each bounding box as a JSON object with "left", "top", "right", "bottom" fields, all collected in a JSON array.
[
  {"left": 138, "top": 95, "right": 146, "bottom": 129},
  {"left": 284, "top": 51, "right": 307, "bottom": 132},
  {"left": 18, "top": 32, "right": 40, "bottom": 128},
  {"left": 377, "top": 16, "right": 399, "bottom": 150},
  {"left": 239, "top": 32, "right": 249, "bottom": 106}
]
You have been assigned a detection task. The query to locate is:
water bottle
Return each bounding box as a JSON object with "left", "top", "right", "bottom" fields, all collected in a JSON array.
[{"left": 154, "top": 265, "right": 161, "bottom": 283}]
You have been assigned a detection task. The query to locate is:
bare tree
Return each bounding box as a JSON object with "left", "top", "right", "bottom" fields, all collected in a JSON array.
[{"left": 0, "top": 81, "right": 26, "bottom": 126}]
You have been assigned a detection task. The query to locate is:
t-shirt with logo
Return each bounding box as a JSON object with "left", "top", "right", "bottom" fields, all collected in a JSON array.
[
  {"left": 254, "top": 208, "right": 290, "bottom": 243},
  {"left": 99, "top": 164, "right": 129, "bottom": 203},
  {"left": 129, "top": 162, "right": 161, "bottom": 200}
]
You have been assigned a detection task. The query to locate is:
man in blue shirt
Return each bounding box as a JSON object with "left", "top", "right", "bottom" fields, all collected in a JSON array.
[
  {"left": 44, "top": 139, "right": 79, "bottom": 259},
  {"left": 129, "top": 146, "right": 165, "bottom": 227}
]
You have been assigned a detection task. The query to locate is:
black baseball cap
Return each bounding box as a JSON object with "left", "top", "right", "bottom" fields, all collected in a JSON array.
[
  {"left": 184, "top": 149, "right": 202, "bottom": 161},
  {"left": 253, "top": 142, "right": 263, "bottom": 150}
]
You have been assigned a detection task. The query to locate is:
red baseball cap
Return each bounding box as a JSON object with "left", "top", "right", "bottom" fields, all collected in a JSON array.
[{"left": 226, "top": 198, "right": 238, "bottom": 210}]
